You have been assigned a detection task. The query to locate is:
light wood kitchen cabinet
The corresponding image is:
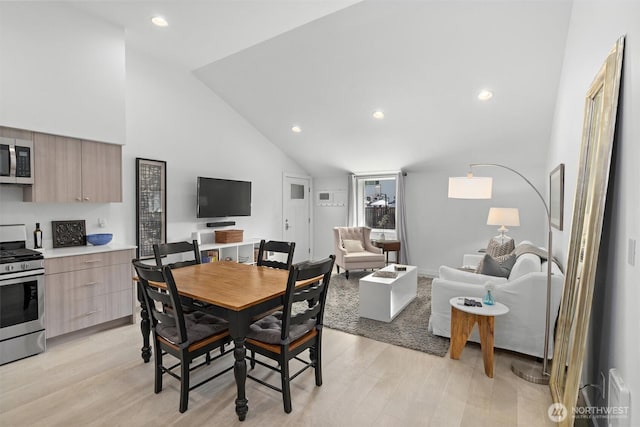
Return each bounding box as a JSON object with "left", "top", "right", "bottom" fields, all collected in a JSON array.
[
  {"left": 0, "top": 126, "right": 33, "bottom": 141},
  {"left": 44, "top": 249, "right": 135, "bottom": 338},
  {"left": 80, "top": 139, "right": 122, "bottom": 202},
  {"left": 24, "top": 133, "right": 122, "bottom": 203}
]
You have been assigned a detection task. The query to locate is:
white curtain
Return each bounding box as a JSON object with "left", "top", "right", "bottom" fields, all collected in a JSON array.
[
  {"left": 346, "top": 173, "right": 357, "bottom": 226},
  {"left": 396, "top": 171, "right": 410, "bottom": 264}
]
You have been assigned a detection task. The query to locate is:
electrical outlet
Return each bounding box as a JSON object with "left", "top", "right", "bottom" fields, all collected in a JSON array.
[
  {"left": 600, "top": 371, "right": 606, "bottom": 401},
  {"left": 98, "top": 218, "right": 107, "bottom": 228}
]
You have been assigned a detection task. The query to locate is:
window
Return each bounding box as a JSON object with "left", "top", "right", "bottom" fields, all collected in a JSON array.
[
  {"left": 290, "top": 183, "right": 305, "bottom": 199},
  {"left": 355, "top": 175, "right": 396, "bottom": 231}
]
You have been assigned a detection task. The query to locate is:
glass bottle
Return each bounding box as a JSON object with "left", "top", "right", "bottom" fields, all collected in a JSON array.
[
  {"left": 34, "top": 222, "right": 43, "bottom": 249},
  {"left": 483, "top": 289, "right": 495, "bottom": 306}
]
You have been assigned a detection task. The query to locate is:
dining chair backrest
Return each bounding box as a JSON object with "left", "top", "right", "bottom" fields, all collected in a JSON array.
[
  {"left": 153, "top": 240, "right": 202, "bottom": 269},
  {"left": 257, "top": 240, "right": 296, "bottom": 271},
  {"left": 132, "top": 260, "right": 188, "bottom": 346},
  {"left": 280, "top": 255, "right": 335, "bottom": 342}
]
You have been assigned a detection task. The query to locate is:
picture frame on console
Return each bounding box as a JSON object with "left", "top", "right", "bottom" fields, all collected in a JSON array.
[{"left": 136, "top": 158, "right": 167, "bottom": 259}]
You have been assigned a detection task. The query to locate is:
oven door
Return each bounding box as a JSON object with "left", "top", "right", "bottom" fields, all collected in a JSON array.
[{"left": 0, "top": 270, "right": 45, "bottom": 341}]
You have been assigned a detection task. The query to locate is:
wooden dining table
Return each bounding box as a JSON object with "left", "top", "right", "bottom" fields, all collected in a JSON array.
[{"left": 141, "top": 260, "right": 316, "bottom": 421}]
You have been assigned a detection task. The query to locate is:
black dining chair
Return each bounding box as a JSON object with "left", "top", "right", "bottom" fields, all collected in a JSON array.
[
  {"left": 245, "top": 255, "right": 336, "bottom": 413},
  {"left": 250, "top": 240, "right": 296, "bottom": 325},
  {"left": 153, "top": 240, "right": 211, "bottom": 312},
  {"left": 132, "top": 260, "right": 233, "bottom": 413},
  {"left": 256, "top": 239, "right": 296, "bottom": 270},
  {"left": 153, "top": 240, "right": 202, "bottom": 269}
]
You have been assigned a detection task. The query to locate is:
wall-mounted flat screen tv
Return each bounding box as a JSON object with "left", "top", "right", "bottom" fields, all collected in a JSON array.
[{"left": 197, "top": 177, "right": 251, "bottom": 218}]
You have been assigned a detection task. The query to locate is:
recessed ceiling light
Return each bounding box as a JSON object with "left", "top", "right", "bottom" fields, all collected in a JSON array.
[
  {"left": 478, "top": 89, "right": 493, "bottom": 101},
  {"left": 291, "top": 125, "right": 302, "bottom": 133},
  {"left": 372, "top": 110, "right": 385, "bottom": 120},
  {"left": 151, "top": 16, "right": 169, "bottom": 27}
]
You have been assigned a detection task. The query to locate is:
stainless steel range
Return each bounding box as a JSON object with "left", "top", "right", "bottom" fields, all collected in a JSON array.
[{"left": 0, "top": 224, "right": 45, "bottom": 365}]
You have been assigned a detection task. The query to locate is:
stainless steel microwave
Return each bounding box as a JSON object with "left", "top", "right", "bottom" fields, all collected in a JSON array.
[{"left": 0, "top": 137, "right": 34, "bottom": 185}]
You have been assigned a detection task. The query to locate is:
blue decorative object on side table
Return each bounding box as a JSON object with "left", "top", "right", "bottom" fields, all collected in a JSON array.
[
  {"left": 86, "top": 233, "right": 113, "bottom": 246},
  {"left": 483, "top": 282, "right": 496, "bottom": 306}
]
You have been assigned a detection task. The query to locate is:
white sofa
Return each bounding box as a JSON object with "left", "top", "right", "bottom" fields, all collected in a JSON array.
[{"left": 429, "top": 243, "right": 564, "bottom": 359}]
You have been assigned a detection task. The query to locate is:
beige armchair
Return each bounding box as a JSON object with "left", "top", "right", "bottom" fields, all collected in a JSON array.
[{"left": 333, "top": 227, "right": 385, "bottom": 279}]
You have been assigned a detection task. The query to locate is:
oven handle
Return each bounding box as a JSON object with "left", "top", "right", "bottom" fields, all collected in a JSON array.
[{"left": 0, "top": 269, "right": 45, "bottom": 283}]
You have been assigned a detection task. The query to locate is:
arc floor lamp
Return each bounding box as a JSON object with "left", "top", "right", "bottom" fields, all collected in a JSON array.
[{"left": 448, "top": 163, "right": 553, "bottom": 384}]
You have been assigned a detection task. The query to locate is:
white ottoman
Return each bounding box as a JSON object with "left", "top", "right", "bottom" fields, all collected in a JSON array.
[{"left": 359, "top": 265, "right": 418, "bottom": 322}]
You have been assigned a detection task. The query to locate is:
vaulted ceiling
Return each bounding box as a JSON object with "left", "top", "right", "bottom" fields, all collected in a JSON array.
[{"left": 73, "top": 0, "right": 573, "bottom": 177}]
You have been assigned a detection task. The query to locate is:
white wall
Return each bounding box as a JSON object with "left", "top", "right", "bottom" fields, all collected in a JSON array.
[
  {"left": 0, "top": 3, "right": 307, "bottom": 250},
  {"left": 0, "top": 2, "right": 126, "bottom": 144},
  {"left": 313, "top": 176, "right": 349, "bottom": 258},
  {"left": 405, "top": 167, "right": 546, "bottom": 276},
  {"left": 0, "top": 3, "right": 128, "bottom": 242},
  {"left": 547, "top": 1, "right": 639, "bottom": 424},
  {"left": 124, "top": 48, "right": 307, "bottom": 245}
]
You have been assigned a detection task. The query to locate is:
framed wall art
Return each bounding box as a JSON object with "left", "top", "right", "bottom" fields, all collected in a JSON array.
[
  {"left": 549, "top": 163, "right": 565, "bottom": 231},
  {"left": 136, "top": 158, "right": 167, "bottom": 259},
  {"left": 52, "top": 220, "right": 86, "bottom": 248}
]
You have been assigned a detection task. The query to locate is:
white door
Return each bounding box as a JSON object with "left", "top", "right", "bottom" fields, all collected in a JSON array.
[{"left": 283, "top": 173, "right": 311, "bottom": 263}]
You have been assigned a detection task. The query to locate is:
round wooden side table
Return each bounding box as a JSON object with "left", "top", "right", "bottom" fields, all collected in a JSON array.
[{"left": 449, "top": 297, "right": 509, "bottom": 378}]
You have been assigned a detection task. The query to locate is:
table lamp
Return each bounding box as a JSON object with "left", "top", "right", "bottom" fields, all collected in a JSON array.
[{"left": 487, "top": 207, "right": 520, "bottom": 243}]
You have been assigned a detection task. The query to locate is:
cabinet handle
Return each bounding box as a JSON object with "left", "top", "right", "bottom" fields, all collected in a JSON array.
[
  {"left": 85, "top": 310, "right": 101, "bottom": 316},
  {"left": 76, "top": 197, "right": 82, "bottom": 201},
  {"left": 84, "top": 197, "right": 90, "bottom": 201},
  {"left": 84, "top": 259, "right": 102, "bottom": 263}
]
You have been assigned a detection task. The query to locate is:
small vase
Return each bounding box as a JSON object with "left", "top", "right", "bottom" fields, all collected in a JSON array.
[{"left": 483, "top": 290, "right": 495, "bottom": 306}]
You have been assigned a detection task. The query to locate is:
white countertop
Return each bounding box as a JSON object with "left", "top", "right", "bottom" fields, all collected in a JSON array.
[{"left": 39, "top": 243, "right": 137, "bottom": 258}]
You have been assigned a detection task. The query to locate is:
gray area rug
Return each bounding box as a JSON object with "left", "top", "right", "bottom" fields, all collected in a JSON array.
[{"left": 324, "top": 272, "right": 450, "bottom": 357}]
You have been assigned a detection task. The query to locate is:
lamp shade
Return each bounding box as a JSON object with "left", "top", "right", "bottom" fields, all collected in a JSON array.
[
  {"left": 487, "top": 207, "right": 520, "bottom": 227},
  {"left": 448, "top": 176, "right": 493, "bottom": 199}
]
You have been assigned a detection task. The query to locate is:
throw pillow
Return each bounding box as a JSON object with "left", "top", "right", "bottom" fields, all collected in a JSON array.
[
  {"left": 343, "top": 239, "right": 364, "bottom": 253},
  {"left": 486, "top": 238, "right": 515, "bottom": 259},
  {"left": 477, "top": 253, "right": 517, "bottom": 278}
]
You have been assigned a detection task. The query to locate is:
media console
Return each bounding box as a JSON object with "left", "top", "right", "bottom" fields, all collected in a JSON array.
[{"left": 191, "top": 230, "right": 260, "bottom": 264}]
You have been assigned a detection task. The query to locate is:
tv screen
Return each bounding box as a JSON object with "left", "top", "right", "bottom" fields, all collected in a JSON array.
[{"left": 197, "top": 177, "right": 251, "bottom": 218}]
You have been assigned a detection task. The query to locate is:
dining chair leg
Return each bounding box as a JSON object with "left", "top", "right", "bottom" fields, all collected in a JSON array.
[
  {"left": 154, "top": 342, "right": 163, "bottom": 394},
  {"left": 313, "top": 340, "right": 323, "bottom": 386},
  {"left": 179, "top": 356, "right": 190, "bottom": 413},
  {"left": 250, "top": 350, "right": 256, "bottom": 369},
  {"left": 281, "top": 358, "right": 292, "bottom": 413}
]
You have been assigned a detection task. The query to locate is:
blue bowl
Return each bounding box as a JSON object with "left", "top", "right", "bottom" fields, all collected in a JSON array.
[{"left": 86, "top": 233, "right": 113, "bottom": 246}]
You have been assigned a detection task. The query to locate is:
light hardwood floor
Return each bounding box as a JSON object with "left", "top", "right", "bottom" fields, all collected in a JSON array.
[{"left": 0, "top": 321, "right": 555, "bottom": 426}]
